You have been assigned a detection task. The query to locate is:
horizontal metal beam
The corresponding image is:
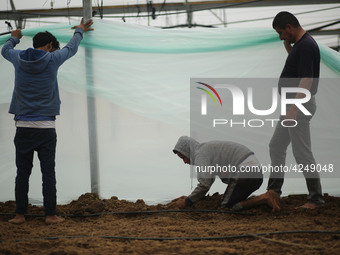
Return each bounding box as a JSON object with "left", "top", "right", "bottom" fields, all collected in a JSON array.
[
  {"left": 309, "top": 29, "right": 340, "bottom": 36},
  {"left": 1, "top": 0, "right": 340, "bottom": 20}
]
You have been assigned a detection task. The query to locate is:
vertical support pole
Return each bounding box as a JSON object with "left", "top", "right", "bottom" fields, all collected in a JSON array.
[
  {"left": 185, "top": 0, "right": 192, "bottom": 28},
  {"left": 83, "top": 0, "right": 92, "bottom": 23},
  {"left": 147, "top": 1, "right": 151, "bottom": 26},
  {"left": 9, "top": 0, "right": 24, "bottom": 29},
  {"left": 83, "top": 0, "right": 99, "bottom": 194},
  {"left": 223, "top": 8, "right": 227, "bottom": 27}
]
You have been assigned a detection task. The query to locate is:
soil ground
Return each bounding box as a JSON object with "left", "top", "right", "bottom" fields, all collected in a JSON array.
[{"left": 0, "top": 193, "right": 340, "bottom": 255}]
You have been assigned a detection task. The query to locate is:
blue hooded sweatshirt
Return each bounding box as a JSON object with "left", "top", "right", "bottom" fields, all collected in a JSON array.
[{"left": 1, "top": 28, "right": 84, "bottom": 118}]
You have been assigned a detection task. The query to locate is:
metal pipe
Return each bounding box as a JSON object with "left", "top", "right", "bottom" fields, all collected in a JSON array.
[{"left": 82, "top": 0, "right": 100, "bottom": 195}]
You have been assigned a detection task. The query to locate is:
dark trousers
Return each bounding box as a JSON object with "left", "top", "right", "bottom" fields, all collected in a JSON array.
[
  {"left": 221, "top": 177, "right": 263, "bottom": 208},
  {"left": 14, "top": 127, "right": 57, "bottom": 216}
]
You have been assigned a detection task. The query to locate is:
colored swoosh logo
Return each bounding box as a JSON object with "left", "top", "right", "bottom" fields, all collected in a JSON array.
[{"left": 196, "top": 82, "right": 223, "bottom": 106}]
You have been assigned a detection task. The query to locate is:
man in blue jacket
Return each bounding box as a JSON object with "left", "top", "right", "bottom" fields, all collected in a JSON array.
[{"left": 1, "top": 18, "right": 93, "bottom": 224}]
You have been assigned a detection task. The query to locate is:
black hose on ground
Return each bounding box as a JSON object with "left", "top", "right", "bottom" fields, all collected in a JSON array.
[
  {"left": 1, "top": 230, "right": 339, "bottom": 243},
  {"left": 0, "top": 209, "right": 256, "bottom": 218}
]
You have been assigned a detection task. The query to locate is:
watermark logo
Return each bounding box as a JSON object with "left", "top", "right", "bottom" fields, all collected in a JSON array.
[
  {"left": 195, "top": 81, "right": 312, "bottom": 128},
  {"left": 196, "top": 82, "right": 222, "bottom": 115},
  {"left": 199, "top": 83, "right": 311, "bottom": 116},
  {"left": 190, "top": 78, "right": 339, "bottom": 179}
]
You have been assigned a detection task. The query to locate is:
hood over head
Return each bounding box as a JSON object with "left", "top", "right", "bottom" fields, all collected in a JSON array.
[
  {"left": 173, "top": 136, "right": 200, "bottom": 163},
  {"left": 18, "top": 48, "right": 51, "bottom": 74}
]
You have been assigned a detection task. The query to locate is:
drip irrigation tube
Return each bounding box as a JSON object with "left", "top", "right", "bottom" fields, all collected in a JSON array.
[
  {"left": 1, "top": 230, "right": 339, "bottom": 243},
  {"left": 0, "top": 209, "right": 255, "bottom": 218}
]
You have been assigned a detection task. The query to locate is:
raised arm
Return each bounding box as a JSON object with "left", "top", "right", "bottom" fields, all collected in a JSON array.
[
  {"left": 284, "top": 39, "right": 292, "bottom": 54},
  {"left": 1, "top": 29, "right": 22, "bottom": 62},
  {"left": 53, "top": 18, "right": 94, "bottom": 66},
  {"left": 72, "top": 18, "right": 94, "bottom": 32},
  {"left": 11, "top": 29, "right": 23, "bottom": 39}
]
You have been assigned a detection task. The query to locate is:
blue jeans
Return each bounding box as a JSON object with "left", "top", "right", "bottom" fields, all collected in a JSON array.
[{"left": 14, "top": 127, "right": 57, "bottom": 216}]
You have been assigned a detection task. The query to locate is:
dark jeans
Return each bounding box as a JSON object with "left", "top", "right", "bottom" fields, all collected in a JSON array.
[
  {"left": 14, "top": 127, "right": 57, "bottom": 216},
  {"left": 221, "top": 177, "right": 263, "bottom": 208}
]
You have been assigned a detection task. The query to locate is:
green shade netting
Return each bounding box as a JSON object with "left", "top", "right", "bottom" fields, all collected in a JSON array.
[
  {"left": 1, "top": 20, "right": 339, "bottom": 124},
  {"left": 0, "top": 20, "right": 280, "bottom": 53},
  {"left": 0, "top": 19, "right": 339, "bottom": 203}
]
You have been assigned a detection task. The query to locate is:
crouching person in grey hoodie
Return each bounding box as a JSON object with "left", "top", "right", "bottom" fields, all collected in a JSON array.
[
  {"left": 168, "top": 136, "right": 280, "bottom": 212},
  {"left": 1, "top": 18, "right": 93, "bottom": 225}
]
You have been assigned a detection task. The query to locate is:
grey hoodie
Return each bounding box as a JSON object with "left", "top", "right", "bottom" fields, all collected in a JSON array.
[{"left": 173, "top": 136, "right": 254, "bottom": 203}]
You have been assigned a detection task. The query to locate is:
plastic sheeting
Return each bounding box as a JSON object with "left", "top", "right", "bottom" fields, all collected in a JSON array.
[{"left": 1, "top": 20, "right": 340, "bottom": 204}]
